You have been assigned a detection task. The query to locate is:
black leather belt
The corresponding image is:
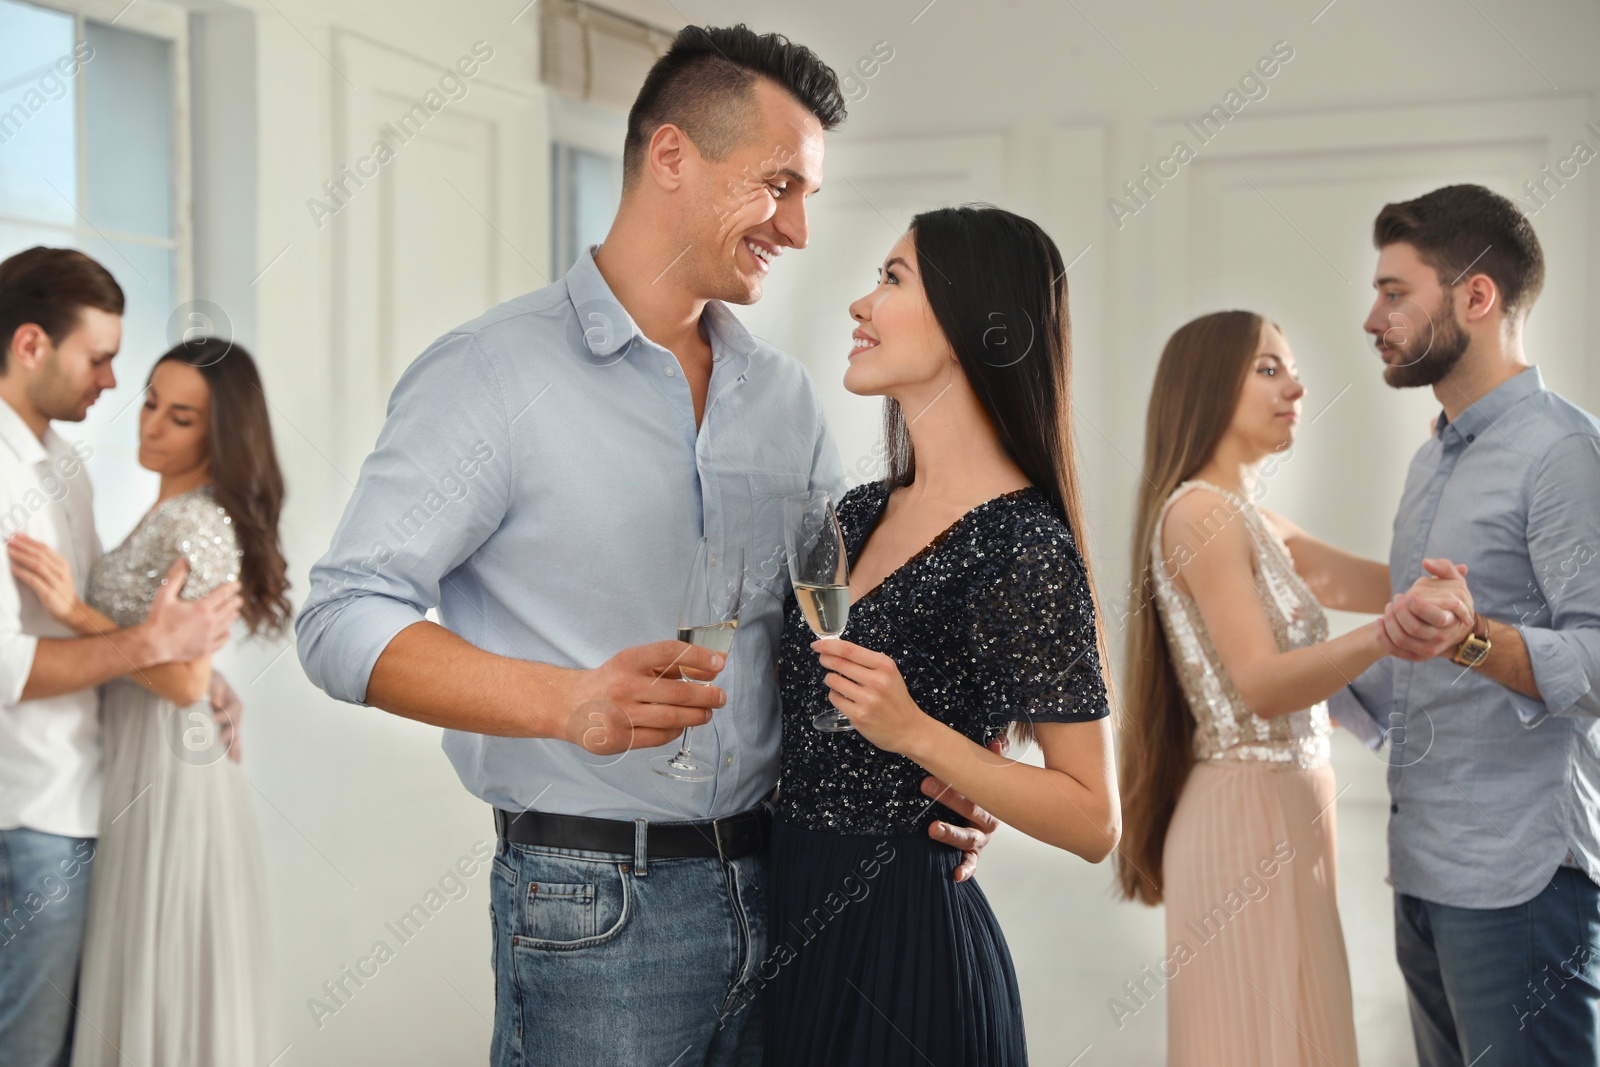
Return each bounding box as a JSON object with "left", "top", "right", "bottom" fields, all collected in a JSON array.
[{"left": 493, "top": 805, "right": 769, "bottom": 862}]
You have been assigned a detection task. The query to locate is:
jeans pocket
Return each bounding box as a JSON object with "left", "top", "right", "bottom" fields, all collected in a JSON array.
[
  {"left": 512, "top": 855, "right": 630, "bottom": 951},
  {"left": 525, "top": 882, "right": 596, "bottom": 942}
]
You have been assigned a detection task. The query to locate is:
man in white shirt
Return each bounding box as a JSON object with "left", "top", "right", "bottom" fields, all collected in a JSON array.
[{"left": 0, "top": 247, "right": 242, "bottom": 1067}]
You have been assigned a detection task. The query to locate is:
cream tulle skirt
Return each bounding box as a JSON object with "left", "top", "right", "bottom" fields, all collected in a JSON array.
[
  {"left": 69, "top": 679, "right": 276, "bottom": 1066},
  {"left": 1161, "top": 760, "right": 1359, "bottom": 1067}
]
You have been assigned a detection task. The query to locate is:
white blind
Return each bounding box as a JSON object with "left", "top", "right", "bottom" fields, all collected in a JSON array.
[{"left": 540, "top": 0, "right": 674, "bottom": 112}]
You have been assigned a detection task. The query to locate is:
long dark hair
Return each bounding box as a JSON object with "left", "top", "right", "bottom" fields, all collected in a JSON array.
[
  {"left": 1114, "top": 310, "right": 1267, "bottom": 905},
  {"left": 885, "top": 204, "right": 1114, "bottom": 746},
  {"left": 152, "top": 337, "right": 291, "bottom": 636}
]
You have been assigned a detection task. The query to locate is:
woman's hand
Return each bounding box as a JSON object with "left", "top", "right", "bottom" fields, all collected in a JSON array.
[
  {"left": 813, "top": 638, "right": 938, "bottom": 758},
  {"left": 7, "top": 533, "right": 85, "bottom": 627},
  {"left": 1381, "top": 558, "right": 1474, "bottom": 660}
]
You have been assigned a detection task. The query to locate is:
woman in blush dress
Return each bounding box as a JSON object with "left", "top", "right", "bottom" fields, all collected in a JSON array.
[
  {"left": 765, "top": 205, "right": 1120, "bottom": 1066},
  {"left": 1113, "top": 311, "right": 1462, "bottom": 1067},
  {"left": 9, "top": 337, "right": 291, "bottom": 1066}
]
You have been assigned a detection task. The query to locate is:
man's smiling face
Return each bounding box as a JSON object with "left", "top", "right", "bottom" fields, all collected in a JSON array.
[{"left": 682, "top": 78, "right": 826, "bottom": 307}]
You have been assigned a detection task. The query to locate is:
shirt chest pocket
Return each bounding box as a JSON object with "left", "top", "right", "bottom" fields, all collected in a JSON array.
[{"left": 735, "top": 470, "right": 810, "bottom": 602}]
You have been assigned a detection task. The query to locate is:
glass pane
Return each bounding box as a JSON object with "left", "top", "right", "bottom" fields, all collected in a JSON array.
[
  {"left": 0, "top": 218, "right": 75, "bottom": 264},
  {"left": 73, "top": 236, "right": 171, "bottom": 544},
  {"left": 83, "top": 21, "right": 171, "bottom": 239},
  {"left": 0, "top": 0, "right": 80, "bottom": 226},
  {"left": 571, "top": 148, "right": 621, "bottom": 258}
]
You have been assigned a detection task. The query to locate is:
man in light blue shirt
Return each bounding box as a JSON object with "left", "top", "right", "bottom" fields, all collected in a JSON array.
[
  {"left": 297, "top": 25, "right": 992, "bottom": 1067},
  {"left": 1335, "top": 184, "right": 1600, "bottom": 1066}
]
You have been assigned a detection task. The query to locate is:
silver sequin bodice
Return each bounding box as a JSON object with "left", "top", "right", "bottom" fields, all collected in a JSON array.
[
  {"left": 86, "top": 485, "right": 242, "bottom": 628},
  {"left": 1151, "top": 480, "right": 1331, "bottom": 768}
]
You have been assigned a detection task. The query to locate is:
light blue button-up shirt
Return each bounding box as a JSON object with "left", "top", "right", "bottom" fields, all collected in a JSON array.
[
  {"left": 1332, "top": 367, "right": 1600, "bottom": 908},
  {"left": 296, "top": 249, "right": 846, "bottom": 821}
]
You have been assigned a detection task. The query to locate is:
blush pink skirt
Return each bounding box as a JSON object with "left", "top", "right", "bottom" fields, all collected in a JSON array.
[{"left": 1160, "top": 759, "right": 1359, "bottom": 1066}]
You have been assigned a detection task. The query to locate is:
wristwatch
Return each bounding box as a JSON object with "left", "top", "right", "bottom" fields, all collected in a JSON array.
[{"left": 1451, "top": 612, "right": 1491, "bottom": 667}]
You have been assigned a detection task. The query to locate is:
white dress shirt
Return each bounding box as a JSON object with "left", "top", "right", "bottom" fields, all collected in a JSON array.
[{"left": 0, "top": 398, "right": 102, "bottom": 838}]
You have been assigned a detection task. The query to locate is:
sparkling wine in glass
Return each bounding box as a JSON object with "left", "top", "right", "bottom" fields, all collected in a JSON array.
[
  {"left": 652, "top": 540, "right": 744, "bottom": 782},
  {"left": 784, "top": 491, "right": 855, "bottom": 733}
]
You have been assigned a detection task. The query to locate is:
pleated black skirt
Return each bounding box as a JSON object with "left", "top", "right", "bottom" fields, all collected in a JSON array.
[{"left": 762, "top": 817, "right": 1028, "bottom": 1066}]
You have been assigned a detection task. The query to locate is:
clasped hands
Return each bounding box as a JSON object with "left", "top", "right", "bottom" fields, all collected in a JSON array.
[{"left": 1377, "top": 556, "right": 1477, "bottom": 662}]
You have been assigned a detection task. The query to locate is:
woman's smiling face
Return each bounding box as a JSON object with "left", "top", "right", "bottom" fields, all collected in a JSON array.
[{"left": 843, "top": 231, "right": 957, "bottom": 400}]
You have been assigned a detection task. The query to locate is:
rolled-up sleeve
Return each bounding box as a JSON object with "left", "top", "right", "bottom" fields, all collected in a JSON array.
[
  {"left": 1513, "top": 432, "right": 1600, "bottom": 725},
  {"left": 1330, "top": 657, "right": 1392, "bottom": 750},
  {"left": 0, "top": 488, "right": 38, "bottom": 704},
  {"left": 295, "top": 332, "right": 512, "bottom": 705},
  {"left": 0, "top": 618, "right": 39, "bottom": 708}
]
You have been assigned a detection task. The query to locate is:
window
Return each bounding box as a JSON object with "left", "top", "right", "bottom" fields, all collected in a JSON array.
[
  {"left": 0, "top": 0, "right": 190, "bottom": 536},
  {"left": 550, "top": 141, "right": 622, "bottom": 277},
  {"left": 541, "top": 7, "right": 660, "bottom": 278}
]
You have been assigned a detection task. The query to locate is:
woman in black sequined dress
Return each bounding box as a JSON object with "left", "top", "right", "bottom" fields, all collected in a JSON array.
[{"left": 764, "top": 206, "right": 1121, "bottom": 1066}]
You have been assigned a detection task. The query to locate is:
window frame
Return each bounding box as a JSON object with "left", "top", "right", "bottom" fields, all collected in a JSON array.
[
  {"left": 547, "top": 91, "right": 624, "bottom": 278},
  {"left": 1, "top": 0, "right": 192, "bottom": 304}
]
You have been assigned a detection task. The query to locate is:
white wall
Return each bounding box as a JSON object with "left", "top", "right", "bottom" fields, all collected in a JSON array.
[{"left": 171, "top": 1, "right": 1600, "bottom": 1064}]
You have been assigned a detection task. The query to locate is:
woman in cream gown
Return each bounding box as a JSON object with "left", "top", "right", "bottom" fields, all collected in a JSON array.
[{"left": 10, "top": 338, "right": 290, "bottom": 1066}]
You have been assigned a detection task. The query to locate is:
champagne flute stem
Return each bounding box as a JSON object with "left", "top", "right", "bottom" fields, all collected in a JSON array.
[{"left": 675, "top": 726, "right": 694, "bottom": 759}]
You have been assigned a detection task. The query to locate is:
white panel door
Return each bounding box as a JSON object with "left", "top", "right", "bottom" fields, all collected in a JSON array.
[{"left": 330, "top": 33, "right": 549, "bottom": 471}]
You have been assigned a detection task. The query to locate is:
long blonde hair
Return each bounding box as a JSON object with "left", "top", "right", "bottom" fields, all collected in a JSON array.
[{"left": 1114, "top": 310, "right": 1268, "bottom": 904}]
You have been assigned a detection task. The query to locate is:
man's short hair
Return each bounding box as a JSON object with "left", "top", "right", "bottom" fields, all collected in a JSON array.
[
  {"left": 1373, "top": 184, "right": 1545, "bottom": 316},
  {"left": 0, "top": 247, "right": 124, "bottom": 373},
  {"left": 623, "top": 24, "right": 846, "bottom": 188}
]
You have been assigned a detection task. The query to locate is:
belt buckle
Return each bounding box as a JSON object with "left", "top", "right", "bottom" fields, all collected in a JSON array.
[{"left": 713, "top": 818, "right": 726, "bottom": 863}]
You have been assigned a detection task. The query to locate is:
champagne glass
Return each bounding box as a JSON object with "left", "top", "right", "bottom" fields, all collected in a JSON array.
[
  {"left": 651, "top": 539, "right": 744, "bottom": 782},
  {"left": 784, "top": 491, "right": 855, "bottom": 733}
]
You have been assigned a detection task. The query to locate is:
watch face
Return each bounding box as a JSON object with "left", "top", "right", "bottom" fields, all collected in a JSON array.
[{"left": 1454, "top": 635, "right": 1490, "bottom": 666}]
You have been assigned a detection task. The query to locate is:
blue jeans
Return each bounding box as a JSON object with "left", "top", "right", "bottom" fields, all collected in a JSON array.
[
  {"left": 1397, "top": 866, "right": 1600, "bottom": 1066},
  {"left": 0, "top": 829, "right": 96, "bottom": 1067},
  {"left": 488, "top": 832, "right": 766, "bottom": 1066}
]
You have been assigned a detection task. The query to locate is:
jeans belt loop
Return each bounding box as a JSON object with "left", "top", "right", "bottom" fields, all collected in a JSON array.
[
  {"left": 714, "top": 817, "right": 726, "bottom": 865},
  {"left": 633, "top": 818, "right": 649, "bottom": 877}
]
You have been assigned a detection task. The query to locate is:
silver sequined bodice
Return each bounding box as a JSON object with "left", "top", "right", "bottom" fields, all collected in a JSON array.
[
  {"left": 1151, "top": 480, "right": 1331, "bottom": 768},
  {"left": 86, "top": 485, "right": 242, "bottom": 628}
]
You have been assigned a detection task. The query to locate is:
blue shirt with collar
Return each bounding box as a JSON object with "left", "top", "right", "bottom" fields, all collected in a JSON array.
[
  {"left": 1332, "top": 366, "right": 1600, "bottom": 908},
  {"left": 296, "top": 248, "right": 847, "bottom": 821}
]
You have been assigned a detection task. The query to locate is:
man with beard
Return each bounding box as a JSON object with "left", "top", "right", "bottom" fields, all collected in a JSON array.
[
  {"left": 297, "top": 24, "right": 995, "bottom": 1066},
  {"left": 1333, "top": 184, "right": 1600, "bottom": 1066}
]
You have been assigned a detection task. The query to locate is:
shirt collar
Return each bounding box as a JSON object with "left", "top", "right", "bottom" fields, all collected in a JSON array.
[
  {"left": 564, "top": 246, "right": 760, "bottom": 373},
  {"left": 1436, "top": 366, "right": 1543, "bottom": 443},
  {"left": 0, "top": 397, "right": 53, "bottom": 468},
  {"left": 702, "top": 299, "right": 760, "bottom": 366},
  {"left": 565, "top": 246, "right": 641, "bottom": 361}
]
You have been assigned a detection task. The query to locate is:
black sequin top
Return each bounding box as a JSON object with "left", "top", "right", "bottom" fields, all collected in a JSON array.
[{"left": 775, "top": 480, "right": 1110, "bottom": 836}]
